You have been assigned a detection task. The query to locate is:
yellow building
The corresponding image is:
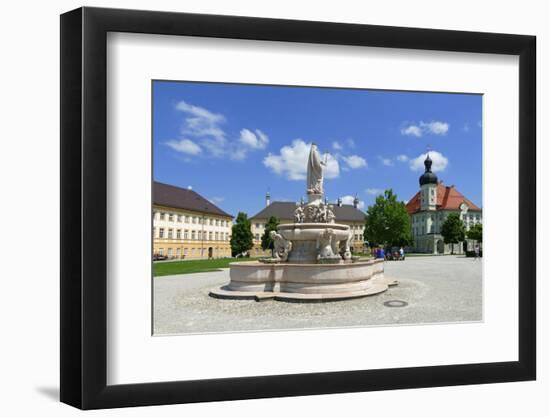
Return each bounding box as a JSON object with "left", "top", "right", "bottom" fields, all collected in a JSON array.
[
  {"left": 249, "top": 195, "right": 367, "bottom": 257},
  {"left": 153, "top": 182, "right": 233, "bottom": 260}
]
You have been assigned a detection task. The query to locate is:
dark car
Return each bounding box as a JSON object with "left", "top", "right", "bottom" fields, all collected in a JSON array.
[{"left": 153, "top": 254, "right": 168, "bottom": 261}]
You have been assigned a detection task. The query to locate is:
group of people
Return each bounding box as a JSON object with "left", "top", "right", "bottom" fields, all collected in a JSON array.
[{"left": 373, "top": 246, "right": 405, "bottom": 260}]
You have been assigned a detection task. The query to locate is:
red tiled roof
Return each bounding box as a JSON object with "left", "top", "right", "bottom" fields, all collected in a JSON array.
[{"left": 405, "top": 182, "right": 481, "bottom": 215}]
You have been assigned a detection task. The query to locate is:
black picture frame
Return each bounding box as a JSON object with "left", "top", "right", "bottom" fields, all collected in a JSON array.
[{"left": 60, "top": 6, "right": 536, "bottom": 410}]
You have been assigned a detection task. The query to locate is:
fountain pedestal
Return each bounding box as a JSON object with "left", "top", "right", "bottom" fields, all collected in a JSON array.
[{"left": 209, "top": 258, "right": 397, "bottom": 302}]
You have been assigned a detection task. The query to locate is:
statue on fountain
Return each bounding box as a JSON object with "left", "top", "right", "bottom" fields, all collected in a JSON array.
[{"left": 307, "top": 143, "right": 326, "bottom": 196}]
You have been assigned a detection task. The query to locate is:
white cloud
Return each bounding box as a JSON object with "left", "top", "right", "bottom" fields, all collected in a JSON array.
[
  {"left": 200, "top": 136, "right": 228, "bottom": 158},
  {"left": 174, "top": 100, "right": 228, "bottom": 157},
  {"left": 176, "top": 100, "right": 226, "bottom": 140},
  {"left": 332, "top": 141, "right": 343, "bottom": 151},
  {"left": 378, "top": 156, "right": 394, "bottom": 167},
  {"left": 187, "top": 185, "right": 193, "bottom": 190},
  {"left": 208, "top": 197, "right": 225, "bottom": 204},
  {"left": 396, "top": 154, "right": 409, "bottom": 162},
  {"left": 239, "top": 128, "right": 269, "bottom": 149},
  {"left": 422, "top": 121, "right": 449, "bottom": 135},
  {"left": 263, "top": 139, "right": 339, "bottom": 180},
  {"left": 409, "top": 151, "right": 449, "bottom": 172},
  {"left": 401, "top": 125, "right": 422, "bottom": 137},
  {"left": 342, "top": 155, "right": 367, "bottom": 169},
  {"left": 170, "top": 100, "right": 270, "bottom": 160},
  {"left": 401, "top": 120, "right": 449, "bottom": 137},
  {"left": 228, "top": 147, "right": 248, "bottom": 161},
  {"left": 365, "top": 188, "right": 384, "bottom": 196},
  {"left": 341, "top": 195, "right": 365, "bottom": 210},
  {"left": 165, "top": 138, "right": 202, "bottom": 155}
]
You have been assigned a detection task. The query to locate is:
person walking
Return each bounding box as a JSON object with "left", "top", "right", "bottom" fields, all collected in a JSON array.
[{"left": 399, "top": 246, "right": 405, "bottom": 260}]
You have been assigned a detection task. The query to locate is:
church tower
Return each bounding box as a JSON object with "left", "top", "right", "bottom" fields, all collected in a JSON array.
[{"left": 419, "top": 154, "right": 438, "bottom": 211}]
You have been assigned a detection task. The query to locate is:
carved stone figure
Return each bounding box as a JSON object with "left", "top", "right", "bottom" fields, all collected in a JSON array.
[
  {"left": 270, "top": 230, "right": 292, "bottom": 262},
  {"left": 307, "top": 144, "right": 326, "bottom": 195},
  {"left": 326, "top": 204, "right": 336, "bottom": 224},
  {"left": 305, "top": 204, "right": 317, "bottom": 222},
  {"left": 294, "top": 205, "right": 305, "bottom": 223},
  {"left": 316, "top": 228, "right": 336, "bottom": 260},
  {"left": 339, "top": 230, "right": 353, "bottom": 260}
]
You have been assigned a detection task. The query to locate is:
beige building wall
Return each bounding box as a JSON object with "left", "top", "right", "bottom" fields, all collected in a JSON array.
[{"left": 153, "top": 205, "right": 232, "bottom": 259}]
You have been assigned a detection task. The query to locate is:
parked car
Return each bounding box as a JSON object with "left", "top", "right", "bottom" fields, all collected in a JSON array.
[{"left": 153, "top": 254, "right": 168, "bottom": 261}]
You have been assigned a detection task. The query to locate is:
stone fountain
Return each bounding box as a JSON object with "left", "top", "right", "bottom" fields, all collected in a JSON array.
[{"left": 210, "top": 144, "right": 397, "bottom": 302}]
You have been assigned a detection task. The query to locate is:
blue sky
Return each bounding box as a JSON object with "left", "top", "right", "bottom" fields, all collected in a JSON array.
[{"left": 153, "top": 80, "right": 482, "bottom": 217}]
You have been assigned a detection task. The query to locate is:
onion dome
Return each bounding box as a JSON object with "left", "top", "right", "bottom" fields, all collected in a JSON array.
[{"left": 419, "top": 154, "right": 438, "bottom": 186}]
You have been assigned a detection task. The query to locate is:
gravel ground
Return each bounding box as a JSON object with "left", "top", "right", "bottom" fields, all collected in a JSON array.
[{"left": 153, "top": 256, "right": 482, "bottom": 335}]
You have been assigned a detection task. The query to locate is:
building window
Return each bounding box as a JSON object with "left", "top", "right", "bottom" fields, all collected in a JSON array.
[
  {"left": 184, "top": 248, "right": 188, "bottom": 256},
  {"left": 176, "top": 248, "right": 181, "bottom": 257},
  {"left": 167, "top": 248, "right": 173, "bottom": 257},
  {"left": 255, "top": 233, "right": 260, "bottom": 240},
  {"left": 160, "top": 212, "right": 166, "bottom": 220},
  {"left": 184, "top": 230, "right": 189, "bottom": 239},
  {"left": 176, "top": 229, "right": 181, "bottom": 239},
  {"left": 159, "top": 248, "right": 164, "bottom": 256},
  {"left": 191, "top": 231, "right": 196, "bottom": 240},
  {"left": 178, "top": 215, "right": 183, "bottom": 222},
  {"left": 168, "top": 229, "right": 173, "bottom": 239},
  {"left": 209, "top": 232, "right": 213, "bottom": 241},
  {"left": 184, "top": 216, "right": 189, "bottom": 223},
  {"left": 159, "top": 228, "right": 164, "bottom": 238},
  {"left": 192, "top": 216, "right": 197, "bottom": 224},
  {"left": 198, "top": 231, "right": 202, "bottom": 240}
]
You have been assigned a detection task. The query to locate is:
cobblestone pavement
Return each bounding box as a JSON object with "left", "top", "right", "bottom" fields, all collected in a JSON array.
[{"left": 153, "top": 256, "right": 482, "bottom": 335}]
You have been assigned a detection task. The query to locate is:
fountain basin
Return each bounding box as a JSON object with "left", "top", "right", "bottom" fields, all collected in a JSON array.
[
  {"left": 209, "top": 258, "right": 397, "bottom": 302},
  {"left": 276, "top": 222, "right": 351, "bottom": 263}
]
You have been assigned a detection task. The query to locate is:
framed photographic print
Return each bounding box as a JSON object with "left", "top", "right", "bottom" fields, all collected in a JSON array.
[{"left": 60, "top": 6, "right": 536, "bottom": 409}]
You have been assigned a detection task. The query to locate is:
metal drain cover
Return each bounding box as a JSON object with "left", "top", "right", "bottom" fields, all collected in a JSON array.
[{"left": 383, "top": 300, "right": 408, "bottom": 308}]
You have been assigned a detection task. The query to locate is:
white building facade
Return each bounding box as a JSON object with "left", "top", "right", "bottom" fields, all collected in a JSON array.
[{"left": 406, "top": 155, "right": 482, "bottom": 254}]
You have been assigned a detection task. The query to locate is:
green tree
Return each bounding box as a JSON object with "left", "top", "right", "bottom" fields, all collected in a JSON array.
[
  {"left": 363, "top": 189, "right": 412, "bottom": 247},
  {"left": 441, "top": 212, "right": 466, "bottom": 254},
  {"left": 261, "top": 216, "right": 280, "bottom": 255},
  {"left": 230, "top": 212, "right": 254, "bottom": 257},
  {"left": 467, "top": 223, "right": 483, "bottom": 243}
]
